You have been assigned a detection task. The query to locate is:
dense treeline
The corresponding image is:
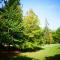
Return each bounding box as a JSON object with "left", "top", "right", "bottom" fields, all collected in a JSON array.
[{"left": 0, "top": 0, "right": 60, "bottom": 50}]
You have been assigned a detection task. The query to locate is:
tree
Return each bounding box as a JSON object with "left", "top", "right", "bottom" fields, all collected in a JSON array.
[
  {"left": 55, "top": 27, "right": 60, "bottom": 43},
  {"left": 43, "top": 19, "right": 54, "bottom": 44},
  {"left": 0, "top": 0, "right": 23, "bottom": 47},
  {"left": 22, "top": 9, "right": 42, "bottom": 47}
]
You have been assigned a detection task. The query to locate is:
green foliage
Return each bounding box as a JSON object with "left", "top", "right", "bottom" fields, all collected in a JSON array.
[
  {"left": 43, "top": 19, "right": 54, "bottom": 44},
  {"left": 55, "top": 27, "right": 60, "bottom": 43},
  {"left": 52, "top": 27, "right": 60, "bottom": 43},
  {"left": 23, "top": 9, "right": 41, "bottom": 42},
  {"left": 0, "top": 0, "right": 23, "bottom": 46},
  {"left": 0, "top": 32, "right": 12, "bottom": 43}
]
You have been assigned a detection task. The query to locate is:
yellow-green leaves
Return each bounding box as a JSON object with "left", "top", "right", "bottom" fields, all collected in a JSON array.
[{"left": 23, "top": 9, "right": 41, "bottom": 39}]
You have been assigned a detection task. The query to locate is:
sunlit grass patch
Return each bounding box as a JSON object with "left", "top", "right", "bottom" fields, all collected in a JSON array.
[{"left": 19, "top": 44, "right": 60, "bottom": 60}]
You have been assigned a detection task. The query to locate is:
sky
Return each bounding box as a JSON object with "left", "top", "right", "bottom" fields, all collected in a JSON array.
[{"left": 21, "top": 0, "right": 60, "bottom": 30}]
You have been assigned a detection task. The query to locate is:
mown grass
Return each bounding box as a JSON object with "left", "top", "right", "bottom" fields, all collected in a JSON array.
[{"left": 19, "top": 44, "right": 60, "bottom": 60}]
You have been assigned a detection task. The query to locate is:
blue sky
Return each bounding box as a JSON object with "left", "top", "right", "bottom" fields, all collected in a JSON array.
[{"left": 21, "top": 0, "right": 60, "bottom": 30}]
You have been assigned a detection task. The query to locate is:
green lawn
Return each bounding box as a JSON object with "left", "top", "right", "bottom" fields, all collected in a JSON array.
[
  {"left": 0, "top": 44, "right": 60, "bottom": 60},
  {"left": 19, "top": 44, "right": 60, "bottom": 60}
]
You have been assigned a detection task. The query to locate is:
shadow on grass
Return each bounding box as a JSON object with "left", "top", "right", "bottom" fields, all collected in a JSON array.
[
  {"left": 0, "top": 55, "right": 38, "bottom": 60},
  {"left": 20, "top": 47, "right": 44, "bottom": 52},
  {"left": 0, "top": 45, "right": 44, "bottom": 52},
  {"left": 0, "top": 46, "right": 43, "bottom": 60},
  {"left": 45, "top": 54, "right": 60, "bottom": 60}
]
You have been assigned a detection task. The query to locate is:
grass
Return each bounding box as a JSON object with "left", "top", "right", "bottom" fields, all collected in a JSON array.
[
  {"left": 0, "top": 44, "right": 60, "bottom": 60},
  {"left": 19, "top": 44, "right": 60, "bottom": 60}
]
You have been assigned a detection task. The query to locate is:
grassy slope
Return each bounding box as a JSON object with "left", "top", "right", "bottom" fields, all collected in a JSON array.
[{"left": 19, "top": 44, "right": 60, "bottom": 60}]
